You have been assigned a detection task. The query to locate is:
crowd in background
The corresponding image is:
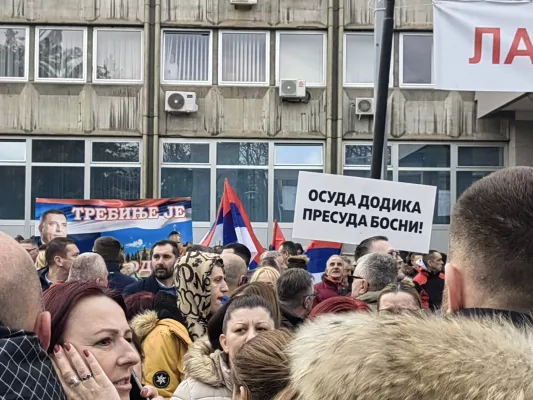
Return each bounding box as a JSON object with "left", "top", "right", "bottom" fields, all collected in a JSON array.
[{"left": 3, "top": 166, "right": 533, "bottom": 399}]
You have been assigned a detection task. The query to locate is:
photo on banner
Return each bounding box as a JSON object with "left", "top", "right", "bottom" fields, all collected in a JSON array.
[
  {"left": 292, "top": 172, "right": 436, "bottom": 253},
  {"left": 35, "top": 198, "right": 193, "bottom": 275}
]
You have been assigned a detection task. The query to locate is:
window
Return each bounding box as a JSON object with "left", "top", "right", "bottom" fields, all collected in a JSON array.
[
  {"left": 343, "top": 144, "right": 392, "bottom": 180},
  {"left": 0, "top": 27, "right": 29, "bottom": 81},
  {"left": 160, "top": 141, "right": 325, "bottom": 224},
  {"left": 400, "top": 33, "right": 433, "bottom": 86},
  {"left": 276, "top": 32, "right": 326, "bottom": 87},
  {"left": 162, "top": 30, "right": 212, "bottom": 84},
  {"left": 0, "top": 140, "right": 25, "bottom": 219},
  {"left": 36, "top": 27, "right": 87, "bottom": 82},
  {"left": 343, "top": 32, "right": 394, "bottom": 87},
  {"left": 219, "top": 31, "right": 269, "bottom": 86},
  {"left": 456, "top": 145, "right": 504, "bottom": 199},
  {"left": 94, "top": 29, "right": 143, "bottom": 83}
]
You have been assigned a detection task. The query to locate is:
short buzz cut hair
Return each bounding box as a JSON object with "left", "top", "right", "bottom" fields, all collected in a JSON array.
[
  {"left": 450, "top": 167, "right": 533, "bottom": 308},
  {"left": 355, "top": 253, "right": 397, "bottom": 292},
  {"left": 67, "top": 253, "right": 107, "bottom": 283},
  {"left": 45, "top": 237, "right": 76, "bottom": 267},
  {"left": 354, "top": 236, "right": 389, "bottom": 262},
  {"left": 151, "top": 240, "right": 179, "bottom": 258}
]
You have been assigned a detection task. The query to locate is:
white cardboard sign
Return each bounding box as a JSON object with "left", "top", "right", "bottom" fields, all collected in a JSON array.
[{"left": 292, "top": 172, "right": 437, "bottom": 253}]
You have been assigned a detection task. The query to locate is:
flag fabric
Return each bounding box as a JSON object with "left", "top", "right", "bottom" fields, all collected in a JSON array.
[
  {"left": 201, "top": 179, "right": 264, "bottom": 269},
  {"left": 305, "top": 241, "right": 343, "bottom": 282},
  {"left": 272, "top": 219, "right": 286, "bottom": 251}
]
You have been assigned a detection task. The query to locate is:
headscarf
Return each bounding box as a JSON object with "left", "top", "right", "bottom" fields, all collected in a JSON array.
[{"left": 174, "top": 251, "right": 223, "bottom": 340}]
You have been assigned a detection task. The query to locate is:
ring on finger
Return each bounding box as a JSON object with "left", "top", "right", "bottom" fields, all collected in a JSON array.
[
  {"left": 68, "top": 376, "right": 82, "bottom": 387},
  {"left": 81, "top": 374, "right": 92, "bottom": 381}
]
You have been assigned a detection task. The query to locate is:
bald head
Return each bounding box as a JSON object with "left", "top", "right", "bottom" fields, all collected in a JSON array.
[
  {"left": 67, "top": 253, "right": 108, "bottom": 287},
  {"left": 221, "top": 253, "right": 248, "bottom": 294},
  {"left": 0, "top": 232, "right": 43, "bottom": 331}
]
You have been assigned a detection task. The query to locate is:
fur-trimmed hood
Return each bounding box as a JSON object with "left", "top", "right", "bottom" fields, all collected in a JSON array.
[
  {"left": 290, "top": 312, "right": 533, "bottom": 400},
  {"left": 183, "top": 336, "right": 231, "bottom": 389},
  {"left": 131, "top": 310, "right": 160, "bottom": 342}
]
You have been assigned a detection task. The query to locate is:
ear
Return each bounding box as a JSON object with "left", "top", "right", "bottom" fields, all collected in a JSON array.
[
  {"left": 359, "top": 279, "right": 369, "bottom": 295},
  {"left": 219, "top": 333, "right": 229, "bottom": 353},
  {"left": 54, "top": 255, "right": 63, "bottom": 267},
  {"left": 238, "top": 275, "right": 246, "bottom": 287},
  {"left": 34, "top": 311, "right": 52, "bottom": 351},
  {"left": 445, "top": 263, "right": 464, "bottom": 313}
]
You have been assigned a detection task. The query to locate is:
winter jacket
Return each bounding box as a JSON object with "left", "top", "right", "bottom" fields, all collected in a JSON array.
[
  {"left": 171, "top": 337, "right": 232, "bottom": 400},
  {"left": 131, "top": 311, "right": 191, "bottom": 399},
  {"left": 35, "top": 248, "right": 47, "bottom": 270},
  {"left": 279, "top": 304, "right": 305, "bottom": 331},
  {"left": 289, "top": 312, "right": 533, "bottom": 400},
  {"left": 413, "top": 270, "right": 445, "bottom": 310},
  {"left": 106, "top": 262, "right": 136, "bottom": 294},
  {"left": 356, "top": 290, "right": 381, "bottom": 311},
  {"left": 314, "top": 276, "right": 350, "bottom": 304},
  {"left": 38, "top": 267, "right": 52, "bottom": 291},
  {"left": 124, "top": 274, "right": 166, "bottom": 297}
]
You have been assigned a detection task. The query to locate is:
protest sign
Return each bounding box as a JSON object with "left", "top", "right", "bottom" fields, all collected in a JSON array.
[
  {"left": 292, "top": 172, "right": 436, "bottom": 253},
  {"left": 35, "top": 198, "right": 193, "bottom": 260}
]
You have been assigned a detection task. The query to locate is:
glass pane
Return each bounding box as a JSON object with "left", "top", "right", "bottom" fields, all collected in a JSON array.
[
  {"left": 32, "top": 140, "right": 84, "bottom": 163},
  {"left": 457, "top": 171, "right": 492, "bottom": 199},
  {"left": 90, "top": 167, "right": 140, "bottom": 199},
  {"left": 0, "top": 28, "right": 26, "bottom": 78},
  {"left": 0, "top": 140, "right": 25, "bottom": 161},
  {"left": 164, "top": 31, "right": 210, "bottom": 82},
  {"left": 345, "top": 34, "right": 374, "bottom": 84},
  {"left": 458, "top": 147, "right": 504, "bottom": 167},
  {"left": 274, "top": 169, "right": 323, "bottom": 222},
  {"left": 38, "top": 29, "right": 84, "bottom": 80},
  {"left": 275, "top": 144, "right": 322, "bottom": 165},
  {"left": 31, "top": 166, "right": 84, "bottom": 217},
  {"left": 92, "top": 142, "right": 140, "bottom": 163},
  {"left": 343, "top": 169, "right": 393, "bottom": 181},
  {"left": 221, "top": 32, "right": 267, "bottom": 83},
  {"left": 0, "top": 166, "right": 25, "bottom": 219},
  {"left": 345, "top": 145, "right": 392, "bottom": 166},
  {"left": 163, "top": 143, "right": 209, "bottom": 164},
  {"left": 399, "top": 171, "right": 450, "bottom": 224},
  {"left": 217, "top": 142, "right": 268, "bottom": 166},
  {"left": 399, "top": 144, "right": 449, "bottom": 168},
  {"left": 161, "top": 168, "right": 210, "bottom": 221},
  {"left": 278, "top": 33, "right": 324, "bottom": 85},
  {"left": 96, "top": 30, "right": 142, "bottom": 81},
  {"left": 217, "top": 169, "right": 268, "bottom": 222},
  {"left": 402, "top": 34, "right": 433, "bottom": 85}
]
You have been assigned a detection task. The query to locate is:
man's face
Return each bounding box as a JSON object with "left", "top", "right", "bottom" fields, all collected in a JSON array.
[
  {"left": 277, "top": 245, "right": 289, "bottom": 261},
  {"left": 57, "top": 244, "right": 79, "bottom": 271},
  {"left": 427, "top": 252, "right": 444, "bottom": 273},
  {"left": 21, "top": 243, "right": 39, "bottom": 262},
  {"left": 326, "top": 256, "right": 345, "bottom": 281},
  {"left": 40, "top": 213, "right": 67, "bottom": 244},
  {"left": 152, "top": 244, "right": 177, "bottom": 280}
]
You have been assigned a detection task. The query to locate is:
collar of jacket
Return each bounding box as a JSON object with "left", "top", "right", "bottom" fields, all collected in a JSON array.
[
  {"left": 357, "top": 291, "right": 381, "bottom": 304},
  {"left": 324, "top": 276, "right": 344, "bottom": 287},
  {"left": 106, "top": 262, "right": 121, "bottom": 274},
  {"left": 454, "top": 308, "right": 533, "bottom": 327},
  {"left": 280, "top": 304, "right": 305, "bottom": 328}
]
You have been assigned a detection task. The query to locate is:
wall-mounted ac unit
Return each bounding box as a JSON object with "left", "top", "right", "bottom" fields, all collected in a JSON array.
[
  {"left": 355, "top": 98, "right": 374, "bottom": 115},
  {"left": 230, "top": 0, "right": 257, "bottom": 5},
  {"left": 280, "top": 79, "right": 306, "bottom": 98},
  {"left": 165, "top": 91, "right": 198, "bottom": 113}
]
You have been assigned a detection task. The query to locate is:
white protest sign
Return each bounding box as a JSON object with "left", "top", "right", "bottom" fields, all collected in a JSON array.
[{"left": 292, "top": 172, "right": 436, "bottom": 253}]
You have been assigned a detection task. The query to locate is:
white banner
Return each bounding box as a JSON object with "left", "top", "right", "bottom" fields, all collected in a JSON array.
[
  {"left": 434, "top": 1, "right": 533, "bottom": 91},
  {"left": 292, "top": 172, "right": 436, "bottom": 253}
]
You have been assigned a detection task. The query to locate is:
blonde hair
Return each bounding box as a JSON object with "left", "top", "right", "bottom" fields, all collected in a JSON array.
[
  {"left": 250, "top": 266, "right": 280, "bottom": 286},
  {"left": 232, "top": 329, "right": 292, "bottom": 400}
]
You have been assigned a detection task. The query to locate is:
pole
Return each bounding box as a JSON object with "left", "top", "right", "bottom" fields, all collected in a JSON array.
[
  {"left": 373, "top": 0, "right": 386, "bottom": 179},
  {"left": 370, "top": 0, "right": 395, "bottom": 179}
]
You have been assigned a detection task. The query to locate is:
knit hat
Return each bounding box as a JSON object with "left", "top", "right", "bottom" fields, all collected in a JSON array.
[
  {"left": 93, "top": 236, "right": 121, "bottom": 263},
  {"left": 287, "top": 255, "right": 309, "bottom": 270}
]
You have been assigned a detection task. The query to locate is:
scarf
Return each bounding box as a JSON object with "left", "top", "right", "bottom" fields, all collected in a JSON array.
[
  {"left": 0, "top": 323, "right": 66, "bottom": 400},
  {"left": 174, "top": 251, "right": 223, "bottom": 340}
]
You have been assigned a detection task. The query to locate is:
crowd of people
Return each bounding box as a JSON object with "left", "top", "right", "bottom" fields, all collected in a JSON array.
[{"left": 3, "top": 166, "right": 533, "bottom": 399}]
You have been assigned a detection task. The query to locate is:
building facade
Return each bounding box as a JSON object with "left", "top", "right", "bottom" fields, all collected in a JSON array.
[{"left": 0, "top": 0, "right": 527, "bottom": 252}]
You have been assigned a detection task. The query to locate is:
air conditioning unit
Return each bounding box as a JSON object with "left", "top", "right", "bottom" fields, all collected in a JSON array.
[
  {"left": 355, "top": 97, "right": 374, "bottom": 115},
  {"left": 165, "top": 91, "right": 198, "bottom": 113},
  {"left": 279, "top": 79, "right": 306, "bottom": 98},
  {"left": 230, "top": 0, "right": 257, "bottom": 5}
]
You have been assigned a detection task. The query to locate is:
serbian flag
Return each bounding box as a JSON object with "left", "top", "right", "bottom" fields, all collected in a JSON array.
[
  {"left": 272, "top": 219, "right": 286, "bottom": 251},
  {"left": 200, "top": 179, "right": 264, "bottom": 269},
  {"left": 305, "top": 241, "right": 343, "bottom": 280}
]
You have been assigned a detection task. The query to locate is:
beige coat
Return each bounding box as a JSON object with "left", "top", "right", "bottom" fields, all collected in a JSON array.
[
  {"left": 170, "top": 337, "right": 232, "bottom": 400},
  {"left": 290, "top": 312, "right": 533, "bottom": 400}
]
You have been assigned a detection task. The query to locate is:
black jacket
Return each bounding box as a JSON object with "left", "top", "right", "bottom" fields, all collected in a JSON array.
[
  {"left": 455, "top": 308, "right": 533, "bottom": 328},
  {"left": 123, "top": 274, "right": 162, "bottom": 297},
  {"left": 38, "top": 267, "right": 52, "bottom": 292},
  {"left": 107, "top": 262, "right": 136, "bottom": 294},
  {"left": 280, "top": 304, "right": 305, "bottom": 331}
]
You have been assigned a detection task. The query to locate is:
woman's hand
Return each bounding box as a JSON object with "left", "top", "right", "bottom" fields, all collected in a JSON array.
[
  {"left": 141, "top": 385, "right": 164, "bottom": 399},
  {"left": 51, "top": 343, "right": 121, "bottom": 400}
]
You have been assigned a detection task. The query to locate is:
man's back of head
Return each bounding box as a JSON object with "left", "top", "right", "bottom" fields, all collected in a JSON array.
[
  {"left": 222, "top": 243, "right": 251, "bottom": 266},
  {"left": 449, "top": 167, "right": 533, "bottom": 313},
  {"left": 354, "top": 236, "right": 391, "bottom": 262},
  {"left": 93, "top": 236, "right": 121, "bottom": 263},
  {"left": 67, "top": 252, "right": 108, "bottom": 287},
  {"left": 354, "top": 253, "right": 397, "bottom": 293},
  {"left": 277, "top": 269, "right": 314, "bottom": 316},
  {"left": 220, "top": 253, "right": 248, "bottom": 294}
]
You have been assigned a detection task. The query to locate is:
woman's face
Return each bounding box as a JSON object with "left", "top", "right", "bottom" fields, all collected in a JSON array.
[
  {"left": 220, "top": 307, "right": 275, "bottom": 363},
  {"left": 62, "top": 296, "right": 140, "bottom": 400},
  {"left": 210, "top": 265, "right": 229, "bottom": 314}
]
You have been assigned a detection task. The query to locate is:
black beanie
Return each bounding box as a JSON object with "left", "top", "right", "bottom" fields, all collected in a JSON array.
[{"left": 93, "top": 236, "right": 121, "bottom": 263}]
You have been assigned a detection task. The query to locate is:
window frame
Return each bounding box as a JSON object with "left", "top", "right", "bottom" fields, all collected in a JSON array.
[
  {"left": 399, "top": 32, "right": 434, "bottom": 88},
  {"left": 218, "top": 30, "right": 271, "bottom": 87},
  {"left": 161, "top": 28, "right": 213, "bottom": 85},
  {"left": 34, "top": 26, "right": 88, "bottom": 83},
  {"left": 92, "top": 28, "right": 144, "bottom": 84},
  {"left": 342, "top": 31, "right": 394, "bottom": 88},
  {"left": 0, "top": 26, "right": 30, "bottom": 82},
  {"left": 275, "top": 30, "right": 327, "bottom": 87}
]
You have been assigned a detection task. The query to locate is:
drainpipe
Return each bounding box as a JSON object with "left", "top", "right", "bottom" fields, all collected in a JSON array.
[
  {"left": 336, "top": 0, "right": 344, "bottom": 174},
  {"left": 152, "top": 0, "right": 161, "bottom": 197},
  {"left": 326, "top": 0, "right": 340, "bottom": 174},
  {"left": 144, "top": 0, "right": 156, "bottom": 198},
  {"left": 141, "top": 0, "right": 151, "bottom": 198}
]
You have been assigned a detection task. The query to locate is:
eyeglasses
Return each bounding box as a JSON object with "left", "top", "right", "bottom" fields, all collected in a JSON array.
[
  {"left": 352, "top": 275, "right": 364, "bottom": 280},
  {"left": 388, "top": 250, "right": 400, "bottom": 258},
  {"left": 306, "top": 292, "right": 318, "bottom": 299}
]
